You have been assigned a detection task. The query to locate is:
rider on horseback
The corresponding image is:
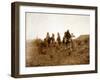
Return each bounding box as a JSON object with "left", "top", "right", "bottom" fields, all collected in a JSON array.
[{"left": 63, "top": 30, "right": 71, "bottom": 44}]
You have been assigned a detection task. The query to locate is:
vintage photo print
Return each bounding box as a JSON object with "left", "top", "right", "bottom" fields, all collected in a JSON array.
[
  {"left": 25, "top": 12, "right": 90, "bottom": 67},
  {"left": 11, "top": 2, "right": 97, "bottom": 77}
]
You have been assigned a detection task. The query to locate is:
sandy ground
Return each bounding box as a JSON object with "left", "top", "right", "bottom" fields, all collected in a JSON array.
[{"left": 26, "top": 35, "right": 89, "bottom": 67}]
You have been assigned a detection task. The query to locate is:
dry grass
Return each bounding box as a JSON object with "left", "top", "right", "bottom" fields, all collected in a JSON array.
[{"left": 26, "top": 35, "right": 89, "bottom": 67}]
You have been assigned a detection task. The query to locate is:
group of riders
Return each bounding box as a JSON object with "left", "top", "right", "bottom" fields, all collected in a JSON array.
[{"left": 44, "top": 30, "right": 75, "bottom": 49}]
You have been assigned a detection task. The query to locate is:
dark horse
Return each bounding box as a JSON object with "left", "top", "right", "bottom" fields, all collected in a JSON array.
[{"left": 63, "top": 30, "right": 74, "bottom": 51}]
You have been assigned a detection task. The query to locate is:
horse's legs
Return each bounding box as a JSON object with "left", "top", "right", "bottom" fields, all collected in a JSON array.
[{"left": 70, "top": 39, "right": 73, "bottom": 51}]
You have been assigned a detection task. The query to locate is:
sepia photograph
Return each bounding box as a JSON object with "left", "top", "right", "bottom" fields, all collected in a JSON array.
[
  {"left": 26, "top": 12, "right": 90, "bottom": 67},
  {"left": 11, "top": 2, "right": 97, "bottom": 77}
]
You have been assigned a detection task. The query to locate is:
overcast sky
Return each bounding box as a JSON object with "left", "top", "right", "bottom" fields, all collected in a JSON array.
[{"left": 26, "top": 12, "right": 90, "bottom": 40}]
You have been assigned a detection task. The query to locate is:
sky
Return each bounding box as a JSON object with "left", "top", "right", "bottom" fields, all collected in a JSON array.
[{"left": 26, "top": 12, "right": 90, "bottom": 40}]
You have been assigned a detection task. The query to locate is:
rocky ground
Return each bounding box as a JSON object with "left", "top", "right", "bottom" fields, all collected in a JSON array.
[{"left": 26, "top": 35, "right": 89, "bottom": 67}]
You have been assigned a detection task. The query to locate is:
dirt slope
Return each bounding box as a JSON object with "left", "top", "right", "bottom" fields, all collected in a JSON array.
[{"left": 26, "top": 35, "right": 89, "bottom": 67}]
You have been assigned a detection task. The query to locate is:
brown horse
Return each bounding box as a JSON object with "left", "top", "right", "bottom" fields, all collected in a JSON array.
[
  {"left": 44, "top": 32, "right": 51, "bottom": 47},
  {"left": 56, "top": 32, "right": 61, "bottom": 45},
  {"left": 63, "top": 30, "right": 75, "bottom": 51}
]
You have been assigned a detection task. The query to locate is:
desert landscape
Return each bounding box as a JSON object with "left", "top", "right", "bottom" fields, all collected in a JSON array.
[{"left": 26, "top": 34, "right": 89, "bottom": 67}]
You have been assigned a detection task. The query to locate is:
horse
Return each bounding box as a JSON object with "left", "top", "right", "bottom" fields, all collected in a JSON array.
[
  {"left": 44, "top": 32, "right": 51, "bottom": 47},
  {"left": 63, "top": 31, "right": 75, "bottom": 51},
  {"left": 56, "top": 32, "right": 61, "bottom": 45}
]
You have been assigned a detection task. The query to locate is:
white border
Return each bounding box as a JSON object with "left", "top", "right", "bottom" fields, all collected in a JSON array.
[{"left": 19, "top": 6, "right": 95, "bottom": 74}]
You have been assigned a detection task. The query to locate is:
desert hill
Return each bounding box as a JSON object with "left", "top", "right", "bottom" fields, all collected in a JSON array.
[{"left": 26, "top": 35, "right": 89, "bottom": 67}]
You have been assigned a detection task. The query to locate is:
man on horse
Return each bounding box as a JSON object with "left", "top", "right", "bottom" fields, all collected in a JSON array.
[
  {"left": 57, "top": 32, "right": 61, "bottom": 45},
  {"left": 63, "top": 30, "right": 71, "bottom": 44},
  {"left": 63, "top": 30, "right": 75, "bottom": 52},
  {"left": 44, "top": 32, "right": 51, "bottom": 47},
  {"left": 50, "top": 33, "right": 55, "bottom": 45}
]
